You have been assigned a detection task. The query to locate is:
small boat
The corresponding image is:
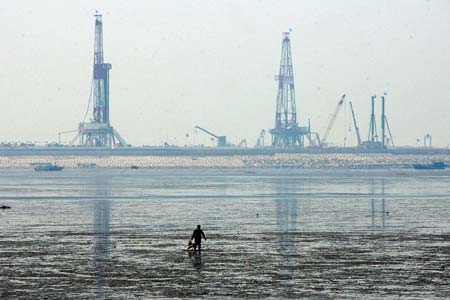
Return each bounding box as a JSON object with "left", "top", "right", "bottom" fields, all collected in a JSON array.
[
  {"left": 413, "top": 161, "right": 447, "bottom": 170},
  {"left": 34, "top": 164, "right": 64, "bottom": 171},
  {"left": 130, "top": 165, "right": 139, "bottom": 169},
  {"left": 77, "top": 163, "right": 97, "bottom": 169}
]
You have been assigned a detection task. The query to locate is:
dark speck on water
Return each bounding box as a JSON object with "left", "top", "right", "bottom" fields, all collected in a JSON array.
[{"left": 1, "top": 168, "right": 450, "bottom": 299}]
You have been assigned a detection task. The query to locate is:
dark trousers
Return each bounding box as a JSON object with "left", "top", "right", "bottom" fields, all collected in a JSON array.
[{"left": 194, "top": 239, "right": 202, "bottom": 251}]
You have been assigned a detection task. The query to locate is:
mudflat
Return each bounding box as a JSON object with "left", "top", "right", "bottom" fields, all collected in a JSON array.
[{"left": 0, "top": 168, "right": 449, "bottom": 299}]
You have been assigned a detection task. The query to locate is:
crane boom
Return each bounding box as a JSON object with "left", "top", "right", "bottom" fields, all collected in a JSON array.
[
  {"left": 349, "top": 101, "right": 361, "bottom": 147},
  {"left": 194, "top": 126, "right": 227, "bottom": 147},
  {"left": 57, "top": 129, "right": 79, "bottom": 144},
  {"left": 322, "top": 94, "right": 345, "bottom": 144},
  {"left": 194, "top": 126, "right": 219, "bottom": 138},
  {"left": 238, "top": 139, "right": 247, "bottom": 147},
  {"left": 384, "top": 117, "right": 395, "bottom": 147}
]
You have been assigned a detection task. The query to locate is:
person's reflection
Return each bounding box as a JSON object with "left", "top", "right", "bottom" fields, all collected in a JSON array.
[{"left": 188, "top": 251, "right": 203, "bottom": 271}]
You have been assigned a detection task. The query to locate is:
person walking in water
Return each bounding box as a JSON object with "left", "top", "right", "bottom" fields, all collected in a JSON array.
[{"left": 191, "top": 225, "right": 206, "bottom": 251}]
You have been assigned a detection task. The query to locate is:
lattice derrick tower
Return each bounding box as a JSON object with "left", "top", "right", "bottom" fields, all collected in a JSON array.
[
  {"left": 270, "top": 32, "right": 308, "bottom": 147},
  {"left": 92, "top": 13, "right": 111, "bottom": 125},
  {"left": 71, "top": 14, "right": 127, "bottom": 148}
]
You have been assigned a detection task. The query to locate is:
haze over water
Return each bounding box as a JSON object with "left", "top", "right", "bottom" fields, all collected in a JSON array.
[
  {"left": 1, "top": 1, "right": 449, "bottom": 146},
  {"left": 1, "top": 168, "right": 449, "bottom": 299}
]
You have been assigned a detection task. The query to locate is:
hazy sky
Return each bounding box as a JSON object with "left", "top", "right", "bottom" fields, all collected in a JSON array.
[{"left": 0, "top": 0, "right": 449, "bottom": 147}]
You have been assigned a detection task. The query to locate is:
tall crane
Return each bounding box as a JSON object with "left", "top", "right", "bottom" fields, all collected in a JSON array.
[
  {"left": 381, "top": 94, "right": 395, "bottom": 148},
  {"left": 349, "top": 101, "right": 361, "bottom": 147},
  {"left": 194, "top": 126, "right": 227, "bottom": 147},
  {"left": 321, "top": 94, "right": 345, "bottom": 145}
]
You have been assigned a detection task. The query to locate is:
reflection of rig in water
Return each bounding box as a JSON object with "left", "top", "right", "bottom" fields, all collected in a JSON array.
[
  {"left": 273, "top": 178, "right": 309, "bottom": 294},
  {"left": 90, "top": 174, "right": 112, "bottom": 299},
  {"left": 370, "top": 178, "right": 387, "bottom": 230},
  {"left": 94, "top": 199, "right": 111, "bottom": 299},
  {"left": 274, "top": 177, "right": 313, "bottom": 237}
]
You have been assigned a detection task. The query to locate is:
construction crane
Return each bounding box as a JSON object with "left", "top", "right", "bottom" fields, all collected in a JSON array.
[
  {"left": 194, "top": 126, "right": 227, "bottom": 147},
  {"left": 349, "top": 101, "right": 362, "bottom": 147},
  {"left": 321, "top": 94, "right": 346, "bottom": 146},
  {"left": 57, "top": 129, "right": 79, "bottom": 144},
  {"left": 238, "top": 139, "right": 247, "bottom": 148}
]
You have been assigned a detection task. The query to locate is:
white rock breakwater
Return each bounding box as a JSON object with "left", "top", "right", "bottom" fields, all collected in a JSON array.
[{"left": 0, "top": 153, "right": 449, "bottom": 169}]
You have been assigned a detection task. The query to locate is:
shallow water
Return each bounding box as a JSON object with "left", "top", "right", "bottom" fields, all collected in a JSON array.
[{"left": 0, "top": 168, "right": 449, "bottom": 299}]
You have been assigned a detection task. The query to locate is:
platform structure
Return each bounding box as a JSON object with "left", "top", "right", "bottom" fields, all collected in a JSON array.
[
  {"left": 270, "top": 32, "right": 309, "bottom": 148},
  {"left": 70, "top": 14, "right": 127, "bottom": 148},
  {"left": 75, "top": 123, "right": 127, "bottom": 148}
]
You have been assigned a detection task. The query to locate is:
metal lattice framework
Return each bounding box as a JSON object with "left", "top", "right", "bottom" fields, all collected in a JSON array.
[
  {"left": 270, "top": 32, "right": 309, "bottom": 147},
  {"left": 92, "top": 14, "right": 110, "bottom": 124},
  {"left": 71, "top": 14, "right": 127, "bottom": 148}
]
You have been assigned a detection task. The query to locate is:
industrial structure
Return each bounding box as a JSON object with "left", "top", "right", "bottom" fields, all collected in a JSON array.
[
  {"left": 270, "top": 32, "right": 309, "bottom": 147},
  {"left": 362, "top": 94, "right": 394, "bottom": 150},
  {"left": 320, "top": 94, "right": 346, "bottom": 147},
  {"left": 423, "top": 133, "right": 432, "bottom": 148},
  {"left": 24, "top": 16, "right": 442, "bottom": 155},
  {"left": 366, "top": 95, "right": 379, "bottom": 148},
  {"left": 349, "top": 101, "right": 362, "bottom": 147},
  {"left": 312, "top": 95, "right": 363, "bottom": 148},
  {"left": 256, "top": 129, "right": 266, "bottom": 148},
  {"left": 380, "top": 94, "right": 394, "bottom": 148},
  {"left": 194, "top": 126, "right": 227, "bottom": 147},
  {"left": 70, "top": 14, "right": 127, "bottom": 148}
]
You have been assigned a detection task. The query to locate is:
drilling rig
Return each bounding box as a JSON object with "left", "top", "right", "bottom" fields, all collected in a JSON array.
[
  {"left": 269, "top": 32, "right": 309, "bottom": 147},
  {"left": 70, "top": 13, "right": 127, "bottom": 148}
]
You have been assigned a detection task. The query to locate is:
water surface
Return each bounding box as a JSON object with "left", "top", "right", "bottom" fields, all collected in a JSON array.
[{"left": 0, "top": 169, "right": 449, "bottom": 299}]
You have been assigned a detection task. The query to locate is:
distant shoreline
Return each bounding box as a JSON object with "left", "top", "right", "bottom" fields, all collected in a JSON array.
[
  {"left": 0, "top": 146, "right": 449, "bottom": 157},
  {"left": 0, "top": 153, "right": 449, "bottom": 169}
]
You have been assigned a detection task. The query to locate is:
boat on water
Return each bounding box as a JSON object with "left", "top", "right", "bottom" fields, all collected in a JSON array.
[
  {"left": 77, "top": 163, "right": 97, "bottom": 169},
  {"left": 34, "top": 164, "right": 64, "bottom": 171},
  {"left": 413, "top": 161, "right": 447, "bottom": 170}
]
